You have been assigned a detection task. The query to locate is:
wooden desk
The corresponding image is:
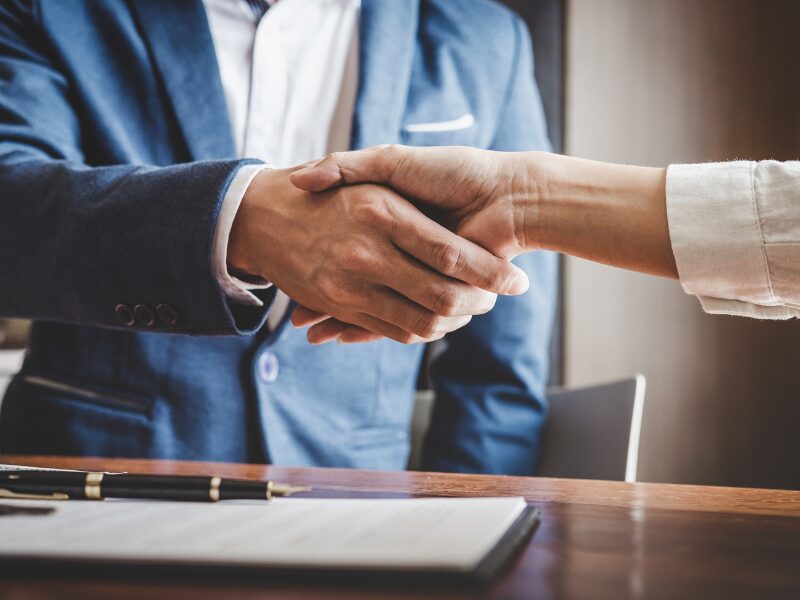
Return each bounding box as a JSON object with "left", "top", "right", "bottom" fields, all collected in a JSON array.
[{"left": 1, "top": 456, "right": 798, "bottom": 599}]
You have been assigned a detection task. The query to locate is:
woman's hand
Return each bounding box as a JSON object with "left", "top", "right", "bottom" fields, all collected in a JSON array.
[{"left": 288, "top": 145, "right": 546, "bottom": 343}]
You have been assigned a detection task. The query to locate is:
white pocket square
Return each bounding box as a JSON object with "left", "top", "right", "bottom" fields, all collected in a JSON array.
[{"left": 403, "top": 113, "right": 475, "bottom": 133}]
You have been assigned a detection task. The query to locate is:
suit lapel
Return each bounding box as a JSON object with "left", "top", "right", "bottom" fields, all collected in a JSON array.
[
  {"left": 351, "top": 0, "right": 419, "bottom": 149},
  {"left": 128, "top": 0, "right": 235, "bottom": 161}
]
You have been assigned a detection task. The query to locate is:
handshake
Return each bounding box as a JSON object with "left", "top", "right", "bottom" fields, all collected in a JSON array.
[{"left": 228, "top": 145, "right": 548, "bottom": 345}]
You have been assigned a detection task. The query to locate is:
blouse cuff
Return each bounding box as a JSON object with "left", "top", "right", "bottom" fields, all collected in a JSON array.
[{"left": 666, "top": 161, "right": 778, "bottom": 314}]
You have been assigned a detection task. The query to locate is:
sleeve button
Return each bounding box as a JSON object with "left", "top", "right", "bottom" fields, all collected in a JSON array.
[
  {"left": 115, "top": 304, "right": 135, "bottom": 327},
  {"left": 156, "top": 304, "right": 178, "bottom": 326},
  {"left": 134, "top": 304, "right": 156, "bottom": 327}
]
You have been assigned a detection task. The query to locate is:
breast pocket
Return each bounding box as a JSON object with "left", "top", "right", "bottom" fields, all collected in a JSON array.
[{"left": 401, "top": 112, "right": 479, "bottom": 147}]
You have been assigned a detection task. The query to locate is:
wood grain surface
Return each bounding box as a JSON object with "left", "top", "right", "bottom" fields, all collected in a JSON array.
[{"left": 0, "top": 456, "right": 798, "bottom": 599}]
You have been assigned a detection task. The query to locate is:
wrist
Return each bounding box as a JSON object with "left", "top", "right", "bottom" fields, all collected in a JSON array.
[
  {"left": 531, "top": 152, "right": 580, "bottom": 254},
  {"left": 525, "top": 153, "right": 672, "bottom": 276},
  {"left": 228, "top": 168, "right": 292, "bottom": 281},
  {"left": 522, "top": 153, "right": 651, "bottom": 254},
  {"left": 227, "top": 183, "right": 259, "bottom": 279},
  {"left": 503, "top": 151, "right": 556, "bottom": 253}
]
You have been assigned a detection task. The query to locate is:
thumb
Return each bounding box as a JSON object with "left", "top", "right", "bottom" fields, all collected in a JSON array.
[
  {"left": 290, "top": 154, "right": 346, "bottom": 192},
  {"left": 290, "top": 145, "right": 399, "bottom": 192}
]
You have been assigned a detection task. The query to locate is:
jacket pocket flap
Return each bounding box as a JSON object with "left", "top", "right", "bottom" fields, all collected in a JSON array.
[{"left": 22, "top": 374, "right": 152, "bottom": 415}]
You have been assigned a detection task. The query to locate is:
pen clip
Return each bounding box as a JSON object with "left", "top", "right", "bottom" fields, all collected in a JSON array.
[{"left": 0, "top": 488, "right": 70, "bottom": 501}]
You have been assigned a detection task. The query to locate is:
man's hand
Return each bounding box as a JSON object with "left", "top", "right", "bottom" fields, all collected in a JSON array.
[
  {"left": 287, "top": 145, "right": 546, "bottom": 343},
  {"left": 227, "top": 167, "right": 530, "bottom": 344}
]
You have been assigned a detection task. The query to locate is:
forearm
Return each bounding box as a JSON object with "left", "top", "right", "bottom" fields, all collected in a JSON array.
[
  {"left": 513, "top": 152, "right": 677, "bottom": 278},
  {"left": 0, "top": 158, "right": 270, "bottom": 334}
]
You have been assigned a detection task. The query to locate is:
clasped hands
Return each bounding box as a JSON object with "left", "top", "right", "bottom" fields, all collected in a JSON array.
[{"left": 228, "top": 145, "right": 544, "bottom": 345}]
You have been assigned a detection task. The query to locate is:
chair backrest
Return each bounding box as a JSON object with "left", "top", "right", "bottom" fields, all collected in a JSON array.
[
  {"left": 537, "top": 375, "right": 646, "bottom": 482},
  {"left": 407, "top": 375, "right": 646, "bottom": 482}
]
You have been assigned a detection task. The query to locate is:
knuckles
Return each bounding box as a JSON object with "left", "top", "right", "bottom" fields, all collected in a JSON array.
[
  {"left": 345, "top": 188, "right": 393, "bottom": 227},
  {"left": 396, "top": 331, "right": 421, "bottom": 345},
  {"left": 487, "top": 271, "right": 514, "bottom": 295},
  {"left": 335, "top": 239, "right": 380, "bottom": 274},
  {"left": 406, "top": 312, "right": 474, "bottom": 343},
  {"left": 430, "top": 242, "right": 464, "bottom": 277},
  {"left": 316, "top": 272, "right": 361, "bottom": 308},
  {"left": 432, "top": 286, "right": 462, "bottom": 316},
  {"left": 412, "top": 311, "right": 441, "bottom": 339},
  {"left": 352, "top": 199, "right": 387, "bottom": 225},
  {"left": 430, "top": 286, "right": 496, "bottom": 318}
]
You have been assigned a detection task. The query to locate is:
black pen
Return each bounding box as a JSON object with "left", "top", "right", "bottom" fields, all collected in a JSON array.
[{"left": 0, "top": 470, "right": 311, "bottom": 502}]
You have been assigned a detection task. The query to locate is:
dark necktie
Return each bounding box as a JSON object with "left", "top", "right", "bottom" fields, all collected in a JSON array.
[{"left": 244, "top": 0, "right": 270, "bottom": 21}]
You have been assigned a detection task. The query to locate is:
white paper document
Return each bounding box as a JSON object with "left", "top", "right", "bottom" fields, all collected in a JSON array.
[
  {"left": 0, "top": 463, "right": 78, "bottom": 472},
  {"left": 0, "top": 497, "right": 529, "bottom": 573}
]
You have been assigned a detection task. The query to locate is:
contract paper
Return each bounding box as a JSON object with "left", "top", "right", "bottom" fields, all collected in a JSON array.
[
  {"left": 0, "top": 497, "right": 528, "bottom": 572},
  {"left": 0, "top": 464, "right": 78, "bottom": 472}
]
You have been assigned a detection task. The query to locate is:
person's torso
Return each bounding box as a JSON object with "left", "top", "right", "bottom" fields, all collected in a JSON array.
[{"left": 0, "top": 0, "right": 524, "bottom": 467}]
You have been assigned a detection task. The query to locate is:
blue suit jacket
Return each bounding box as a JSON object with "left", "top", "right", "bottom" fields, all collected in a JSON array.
[{"left": 0, "top": 0, "right": 557, "bottom": 474}]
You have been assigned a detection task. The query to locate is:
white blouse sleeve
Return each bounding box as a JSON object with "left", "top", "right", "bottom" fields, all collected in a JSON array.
[{"left": 666, "top": 160, "right": 800, "bottom": 319}]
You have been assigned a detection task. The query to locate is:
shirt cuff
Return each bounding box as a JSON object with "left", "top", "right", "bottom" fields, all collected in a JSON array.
[
  {"left": 666, "top": 161, "right": 779, "bottom": 316},
  {"left": 693, "top": 296, "right": 800, "bottom": 320},
  {"left": 212, "top": 164, "right": 273, "bottom": 307}
]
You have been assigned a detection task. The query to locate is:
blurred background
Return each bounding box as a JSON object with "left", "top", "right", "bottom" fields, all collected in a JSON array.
[
  {"left": 1, "top": 0, "right": 798, "bottom": 490},
  {"left": 510, "top": 0, "right": 800, "bottom": 490}
]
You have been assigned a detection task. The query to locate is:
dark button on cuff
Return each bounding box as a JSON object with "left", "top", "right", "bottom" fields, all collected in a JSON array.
[
  {"left": 134, "top": 304, "right": 156, "bottom": 327},
  {"left": 156, "top": 303, "right": 178, "bottom": 326},
  {"left": 115, "top": 304, "right": 135, "bottom": 327}
]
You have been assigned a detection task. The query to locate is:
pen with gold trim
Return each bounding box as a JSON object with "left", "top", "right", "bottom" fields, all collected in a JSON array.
[{"left": 0, "top": 470, "right": 310, "bottom": 502}]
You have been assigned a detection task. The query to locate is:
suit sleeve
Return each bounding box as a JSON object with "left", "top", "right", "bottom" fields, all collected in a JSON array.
[
  {"left": 0, "top": 1, "right": 274, "bottom": 335},
  {"left": 422, "top": 14, "right": 558, "bottom": 475}
]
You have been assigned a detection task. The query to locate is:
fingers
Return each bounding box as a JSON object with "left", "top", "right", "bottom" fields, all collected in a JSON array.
[
  {"left": 387, "top": 200, "right": 529, "bottom": 295},
  {"left": 308, "top": 320, "right": 384, "bottom": 345},
  {"left": 297, "top": 227, "right": 485, "bottom": 343},
  {"left": 350, "top": 311, "right": 452, "bottom": 345},
  {"left": 315, "top": 307, "right": 447, "bottom": 346},
  {"left": 290, "top": 145, "right": 401, "bottom": 192},
  {"left": 338, "top": 326, "right": 385, "bottom": 344},
  {"left": 305, "top": 317, "right": 349, "bottom": 344},
  {"left": 291, "top": 305, "right": 330, "bottom": 328},
  {"left": 295, "top": 284, "right": 471, "bottom": 344},
  {"left": 377, "top": 249, "right": 496, "bottom": 317},
  {"left": 353, "top": 287, "right": 472, "bottom": 342},
  {"left": 291, "top": 307, "right": 385, "bottom": 343},
  {"left": 293, "top": 288, "right": 470, "bottom": 344}
]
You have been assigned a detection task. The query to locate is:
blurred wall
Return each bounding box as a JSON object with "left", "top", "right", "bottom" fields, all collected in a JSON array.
[{"left": 564, "top": 0, "right": 800, "bottom": 489}]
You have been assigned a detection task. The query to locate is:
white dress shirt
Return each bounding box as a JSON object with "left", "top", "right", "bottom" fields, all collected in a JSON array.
[
  {"left": 667, "top": 160, "right": 800, "bottom": 319},
  {"left": 203, "top": 0, "right": 360, "bottom": 327}
]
